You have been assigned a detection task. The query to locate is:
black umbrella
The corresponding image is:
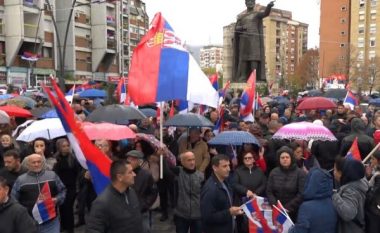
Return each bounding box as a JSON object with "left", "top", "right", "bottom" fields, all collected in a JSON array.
[
  {"left": 139, "top": 108, "right": 157, "bottom": 118},
  {"left": 307, "top": 89, "right": 323, "bottom": 97},
  {"left": 86, "top": 104, "right": 146, "bottom": 124},
  {"left": 164, "top": 113, "right": 214, "bottom": 127},
  {"left": 324, "top": 89, "right": 347, "bottom": 100}
]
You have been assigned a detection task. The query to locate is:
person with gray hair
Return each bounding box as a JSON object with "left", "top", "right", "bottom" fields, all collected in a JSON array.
[
  {"left": 171, "top": 151, "right": 204, "bottom": 233},
  {"left": 11, "top": 154, "right": 66, "bottom": 233}
]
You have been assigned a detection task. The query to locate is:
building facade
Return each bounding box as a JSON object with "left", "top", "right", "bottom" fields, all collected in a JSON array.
[
  {"left": 0, "top": 0, "right": 148, "bottom": 88},
  {"left": 319, "top": 0, "right": 351, "bottom": 79},
  {"left": 199, "top": 45, "right": 223, "bottom": 71},
  {"left": 223, "top": 5, "right": 308, "bottom": 90}
]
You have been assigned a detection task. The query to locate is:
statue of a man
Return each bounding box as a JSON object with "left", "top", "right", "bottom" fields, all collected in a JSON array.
[{"left": 233, "top": 0, "right": 274, "bottom": 82}]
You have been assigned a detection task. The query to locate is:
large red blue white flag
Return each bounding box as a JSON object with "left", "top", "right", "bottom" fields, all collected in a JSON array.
[
  {"left": 128, "top": 13, "right": 218, "bottom": 108},
  {"left": 43, "top": 78, "right": 111, "bottom": 194},
  {"left": 240, "top": 70, "right": 256, "bottom": 122}
]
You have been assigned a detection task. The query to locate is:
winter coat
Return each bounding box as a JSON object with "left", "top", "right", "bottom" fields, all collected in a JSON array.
[
  {"left": 174, "top": 167, "right": 204, "bottom": 219},
  {"left": 365, "top": 172, "right": 380, "bottom": 233},
  {"left": 289, "top": 168, "right": 337, "bottom": 233},
  {"left": 0, "top": 198, "right": 38, "bottom": 233},
  {"left": 266, "top": 147, "right": 306, "bottom": 220},
  {"left": 333, "top": 158, "right": 369, "bottom": 233},
  {"left": 11, "top": 169, "right": 66, "bottom": 217},
  {"left": 340, "top": 118, "right": 374, "bottom": 159},
  {"left": 233, "top": 165, "right": 267, "bottom": 198},
  {"left": 201, "top": 174, "right": 234, "bottom": 233},
  {"left": 86, "top": 185, "right": 143, "bottom": 233},
  {"left": 132, "top": 167, "right": 158, "bottom": 213}
]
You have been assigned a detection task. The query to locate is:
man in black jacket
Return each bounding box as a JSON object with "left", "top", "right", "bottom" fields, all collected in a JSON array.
[
  {"left": 201, "top": 154, "right": 244, "bottom": 233},
  {"left": 86, "top": 160, "right": 143, "bottom": 233},
  {"left": 0, "top": 176, "right": 37, "bottom": 233},
  {"left": 127, "top": 150, "right": 158, "bottom": 233}
]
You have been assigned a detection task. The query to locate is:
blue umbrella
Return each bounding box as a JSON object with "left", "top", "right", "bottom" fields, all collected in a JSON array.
[
  {"left": 79, "top": 89, "right": 107, "bottom": 98},
  {"left": 208, "top": 131, "right": 260, "bottom": 146},
  {"left": 140, "top": 108, "right": 157, "bottom": 118},
  {"left": 369, "top": 98, "right": 380, "bottom": 107},
  {"left": 40, "top": 109, "right": 58, "bottom": 119},
  {"left": 0, "top": 94, "right": 14, "bottom": 100}
]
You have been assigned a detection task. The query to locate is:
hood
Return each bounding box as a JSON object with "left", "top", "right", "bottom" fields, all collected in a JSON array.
[
  {"left": 276, "top": 146, "right": 297, "bottom": 170},
  {"left": 303, "top": 168, "right": 333, "bottom": 200},
  {"left": 341, "top": 159, "right": 365, "bottom": 185},
  {"left": 350, "top": 118, "right": 365, "bottom": 133},
  {"left": 0, "top": 197, "right": 14, "bottom": 213}
]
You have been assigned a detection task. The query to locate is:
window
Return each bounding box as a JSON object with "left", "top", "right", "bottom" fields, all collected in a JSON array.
[
  {"left": 358, "top": 38, "right": 365, "bottom": 48},
  {"left": 370, "top": 37, "right": 376, "bottom": 47},
  {"left": 42, "top": 47, "right": 52, "bottom": 58},
  {"left": 370, "top": 24, "right": 377, "bottom": 34},
  {"left": 340, "top": 43, "right": 345, "bottom": 48},
  {"left": 359, "top": 14, "right": 365, "bottom": 20},
  {"left": 358, "top": 51, "right": 364, "bottom": 61},
  {"left": 340, "top": 56, "right": 345, "bottom": 61},
  {"left": 371, "top": 0, "right": 377, "bottom": 7},
  {"left": 360, "top": 0, "right": 365, "bottom": 7},
  {"left": 340, "top": 18, "right": 346, "bottom": 23},
  {"left": 341, "top": 31, "right": 346, "bottom": 36},
  {"left": 371, "top": 13, "right": 377, "bottom": 20},
  {"left": 359, "top": 25, "right": 365, "bottom": 34},
  {"left": 341, "top": 5, "right": 347, "bottom": 11},
  {"left": 369, "top": 51, "right": 376, "bottom": 60}
]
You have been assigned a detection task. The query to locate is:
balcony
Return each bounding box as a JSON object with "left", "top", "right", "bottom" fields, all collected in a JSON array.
[
  {"left": 44, "top": 32, "right": 54, "bottom": 43},
  {"left": 106, "top": 16, "right": 115, "bottom": 27},
  {"left": 107, "top": 39, "right": 116, "bottom": 50},
  {"left": 13, "top": 56, "right": 30, "bottom": 67},
  {"left": 0, "top": 54, "right": 5, "bottom": 66},
  {"left": 76, "top": 61, "right": 92, "bottom": 72},
  {"left": 35, "top": 58, "right": 54, "bottom": 69},
  {"left": 0, "top": 0, "right": 4, "bottom": 6},
  {"left": 75, "top": 36, "right": 92, "bottom": 48},
  {"left": 23, "top": 0, "right": 37, "bottom": 8},
  {"left": 75, "top": 12, "right": 90, "bottom": 25}
]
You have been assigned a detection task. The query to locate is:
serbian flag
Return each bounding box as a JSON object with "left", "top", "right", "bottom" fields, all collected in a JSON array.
[
  {"left": 209, "top": 74, "right": 219, "bottom": 91},
  {"left": 240, "top": 70, "right": 256, "bottom": 122},
  {"left": 219, "top": 80, "right": 231, "bottom": 98},
  {"left": 242, "top": 197, "right": 274, "bottom": 233},
  {"left": 128, "top": 13, "right": 218, "bottom": 108},
  {"left": 213, "top": 107, "right": 224, "bottom": 134},
  {"left": 21, "top": 51, "right": 40, "bottom": 61},
  {"left": 343, "top": 90, "right": 358, "bottom": 110},
  {"left": 345, "top": 137, "right": 362, "bottom": 161},
  {"left": 272, "top": 201, "right": 293, "bottom": 233},
  {"left": 255, "top": 93, "right": 263, "bottom": 110},
  {"left": 32, "top": 182, "right": 56, "bottom": 224},
  {"left": 43, "top": 78, "right": 111, "bottom": 194},
  {"left": 116, "top": 78, "right": 127, "bottom": 104}
]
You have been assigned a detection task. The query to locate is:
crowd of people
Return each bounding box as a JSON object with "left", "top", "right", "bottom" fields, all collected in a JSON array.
[{"left": 0, "top": 90, "right": 379, "bottom": 233}]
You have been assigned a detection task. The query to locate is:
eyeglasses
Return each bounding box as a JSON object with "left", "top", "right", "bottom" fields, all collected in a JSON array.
[{"left": 244, "top": 157, "right": 253, "bottom": 160}]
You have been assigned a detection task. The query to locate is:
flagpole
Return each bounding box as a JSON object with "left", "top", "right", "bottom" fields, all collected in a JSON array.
[
  {"left": 272, "top": 205, "right": 294, "bottom": 225},
  {"left": 160, "top": 101, "right": 164, "bottom": 179},
  {"left": 363, "top": 142, "right": 380, "bottom": 163}
]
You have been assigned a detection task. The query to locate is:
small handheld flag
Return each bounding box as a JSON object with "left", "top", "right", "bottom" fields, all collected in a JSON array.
[
  {"left": 345, "top": 137, "right": 362, "bottom": 161},
  {"left": 32, "top": 182, "right": 56, "bottom": 224}
]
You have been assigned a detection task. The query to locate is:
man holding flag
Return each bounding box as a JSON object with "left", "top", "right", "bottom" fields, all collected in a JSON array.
[{"left": 11, "top": 154, "right": 66, "bottom": 233}]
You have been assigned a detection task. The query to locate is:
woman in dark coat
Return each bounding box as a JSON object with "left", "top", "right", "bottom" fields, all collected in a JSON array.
[
  {"left": 266, "top": 146, "right": 306, "bottom": 221},
  {"left": 233, "top": 151, "right": 267, "bottom": 233},
  {"left": 53, "top": 138, "right": 80, "bottom": 233}
]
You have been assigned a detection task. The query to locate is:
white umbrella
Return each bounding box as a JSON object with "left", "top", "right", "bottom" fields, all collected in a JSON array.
[
  {"left": 0, "top": 110, "right": 10, "bottom": 124},
  {"left": 16, "top": 118, "right": 66, "bottom": 142}
]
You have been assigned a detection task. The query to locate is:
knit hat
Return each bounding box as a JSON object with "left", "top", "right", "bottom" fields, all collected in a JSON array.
[
  {"left": 126, "top": 150, "right": 144, "bottom": 159},
  {"left": 341, "top": 159, "right": 365, "bottom": 185}
]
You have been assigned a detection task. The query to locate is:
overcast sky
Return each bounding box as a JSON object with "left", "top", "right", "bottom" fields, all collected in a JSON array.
[{"left": 143, "top": 0, "right": 320, "bottom": 48}]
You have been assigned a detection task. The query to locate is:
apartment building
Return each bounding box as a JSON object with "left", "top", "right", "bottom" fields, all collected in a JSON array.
[
  {"left": 319, "top": 0, "right": 351, "bottom": 79},
  {"left": 200, "top": 45, "right": 223, "bottom": 71},
  {"left": 223, "top": 5, "right": 308, "bottom": 90},
  {"left": 0, "top": 0, "right": 148, "bottom": 88}
]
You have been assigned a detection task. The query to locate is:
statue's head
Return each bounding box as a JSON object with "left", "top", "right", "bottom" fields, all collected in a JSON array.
[{"left": 245, "top": 0, "right": 255, "bottom": 9}]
